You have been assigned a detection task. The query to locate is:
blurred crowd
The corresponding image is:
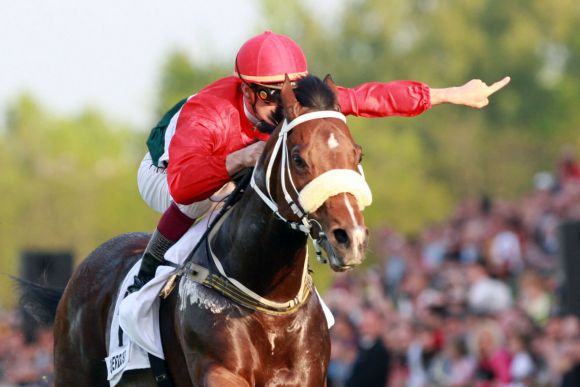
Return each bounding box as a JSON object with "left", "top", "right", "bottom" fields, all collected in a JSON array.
[
  {"left": 326, "top": 149, "right": 580, "bottom": 387},
  {"left": 0, "top": 312, "right": 52, "bottom": 387},
  {"left": 1, "top": 150, "right": 580, "bottom": 387}
]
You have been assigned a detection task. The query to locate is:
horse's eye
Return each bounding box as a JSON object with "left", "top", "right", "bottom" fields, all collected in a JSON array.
[{"left": 292, "top": 154, "right": 307, "bottom": 170}]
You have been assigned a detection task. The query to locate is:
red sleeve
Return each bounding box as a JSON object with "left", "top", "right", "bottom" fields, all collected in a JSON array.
[
  {"left": 167, "top": 102, "right": 231, "bottom": 205},
  {"left": 337, "top": 80, "right": 431, "bottom": 118}
]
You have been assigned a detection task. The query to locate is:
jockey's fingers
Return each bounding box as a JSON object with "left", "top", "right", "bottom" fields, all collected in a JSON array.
[{"left": 487, "top": 76, "right": 511, "bottom": 95}]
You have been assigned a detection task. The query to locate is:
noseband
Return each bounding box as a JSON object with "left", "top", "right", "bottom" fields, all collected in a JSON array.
[{"left": 250, "top": 110, "right": 372, "bottom": 263}]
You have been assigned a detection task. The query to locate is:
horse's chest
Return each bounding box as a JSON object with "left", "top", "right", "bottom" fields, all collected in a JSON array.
[
  {"left": 224, "top": 316, "right": 328, "bottom": 386},
  {"left": 177, "top": 282, "right": 329, "bottom": 385}
]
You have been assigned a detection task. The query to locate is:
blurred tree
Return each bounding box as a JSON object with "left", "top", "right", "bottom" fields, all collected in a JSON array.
[
  {"left": 156, "top": 53, "right": 227, "bottom": 116},
  {"left": 0, "top": 96, "right": 158, "bottom": 307}
]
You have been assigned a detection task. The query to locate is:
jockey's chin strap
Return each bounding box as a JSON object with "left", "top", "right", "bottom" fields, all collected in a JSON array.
[{"left": 249, "top": 110, "right": 372, "bottom": 264}]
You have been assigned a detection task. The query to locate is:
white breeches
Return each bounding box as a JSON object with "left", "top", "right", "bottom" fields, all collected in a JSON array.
[{"left": 137, "top": 153, "right": 233, "bottom": 219}]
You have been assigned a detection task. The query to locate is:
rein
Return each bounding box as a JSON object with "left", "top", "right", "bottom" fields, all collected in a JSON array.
[{"left": 167, "top": 110, "right": 371, "bottom": 316}]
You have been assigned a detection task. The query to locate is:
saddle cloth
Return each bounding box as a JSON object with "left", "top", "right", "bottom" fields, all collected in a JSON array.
[{"left": 107, "top": 215, "right": 214, "bottom": 386}]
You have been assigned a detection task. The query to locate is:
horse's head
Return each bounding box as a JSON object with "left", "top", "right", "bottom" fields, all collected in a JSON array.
[{"left": 252, "top": 75, "right": 371, "bottom": 272}]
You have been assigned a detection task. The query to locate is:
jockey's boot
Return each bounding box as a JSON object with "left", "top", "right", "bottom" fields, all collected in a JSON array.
[{"left": 126, "top": 230, "right": 175, "bottom": 294}]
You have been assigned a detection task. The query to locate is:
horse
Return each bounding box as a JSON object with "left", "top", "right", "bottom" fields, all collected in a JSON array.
[{"left": 19, "top": 74, "right": 371, "bottom": 386}]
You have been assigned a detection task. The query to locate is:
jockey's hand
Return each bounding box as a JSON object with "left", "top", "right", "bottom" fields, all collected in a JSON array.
[
  {"left": 226, "top": 141, "right": 266, "bottom": 176},
  {"left": 430, "top": 76, "right": 511, "bottom": 108}
]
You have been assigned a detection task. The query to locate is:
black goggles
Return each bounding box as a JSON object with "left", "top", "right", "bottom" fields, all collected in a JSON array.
[{"left": 250, "top": 84, "right": 281, "bottom": 104}]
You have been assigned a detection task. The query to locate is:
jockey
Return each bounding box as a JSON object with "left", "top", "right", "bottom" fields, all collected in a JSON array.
[{"left": 129, "top": 30, "right": 510, "bottom": 292}]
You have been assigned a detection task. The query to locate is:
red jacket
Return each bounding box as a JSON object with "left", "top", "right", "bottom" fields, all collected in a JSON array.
[{"left": 167, "top": 76, "right": 430, "bottom": 205}]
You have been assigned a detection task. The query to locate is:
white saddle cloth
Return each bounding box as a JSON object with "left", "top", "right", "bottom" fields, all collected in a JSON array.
[{"left": 107, "top": 215, "right": 214, "bottom": 386}]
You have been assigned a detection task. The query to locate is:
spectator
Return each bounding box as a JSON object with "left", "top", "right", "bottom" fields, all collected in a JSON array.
[
  {"left": 328, "top": 314, "right": 358, "bottom": 387},
  {"left": 467, "top": 262, "right": 513, "bottom": 314},
  {"left": 558, "top": 145, "right": 580, "bottom": 186},
  {"left": 431, "top": 336, "right": 476, "bottom": 387},
  {"left": 517, "top": 270, "right": 553, "bottom": 327},
  {"left": 488, "top": 215, "right": 524, "bottom": 277},
  {"left": 508, "top": 334, "right": 535, "bottom": 386},
  {"left": 345, "top": 308, "right": 391, "bottom": 387},
  {"left": 472, "top": 322, "right": 512, "bottom": 386},
  {"left": 406, "top": 324, "right": 440, "bottom": 387}
]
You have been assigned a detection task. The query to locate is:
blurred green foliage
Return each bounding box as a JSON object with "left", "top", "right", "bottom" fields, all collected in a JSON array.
[
  {"left": 1, "top": 0, "right": 579, "bottom": 307},
  {"left": 0, "top": 97, "right": 159, "bottom": 306}
]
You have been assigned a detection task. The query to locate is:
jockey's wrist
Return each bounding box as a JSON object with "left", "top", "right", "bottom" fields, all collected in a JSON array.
[
  {"left": 226, "top": 151, "right": 245, "bottom": 176},
  {"left": 429, "top": 87, "right": 459, "bottom": 106}
]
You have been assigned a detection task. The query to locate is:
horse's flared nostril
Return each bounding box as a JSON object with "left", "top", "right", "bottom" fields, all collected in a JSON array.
[{"left": 333, "top": 228, "right": 350, "bottom": 245}]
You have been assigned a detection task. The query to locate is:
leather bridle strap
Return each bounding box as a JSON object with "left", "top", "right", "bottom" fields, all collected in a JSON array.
[
  {"left": 250, "top": 111, "right": 348, "bottom": 233},
  {"left": 249, "top": 110, "right": 372, "bottom": 263}
]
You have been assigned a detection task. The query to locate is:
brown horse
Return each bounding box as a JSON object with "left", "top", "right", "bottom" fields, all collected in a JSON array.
[{"left": 19, "top": 74, "right": 370, "bottom": 386}]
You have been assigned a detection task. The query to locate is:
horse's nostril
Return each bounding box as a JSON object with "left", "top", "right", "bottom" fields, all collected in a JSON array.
[{"left": 333, "top": 229, "right": 349, "bottom": 245}]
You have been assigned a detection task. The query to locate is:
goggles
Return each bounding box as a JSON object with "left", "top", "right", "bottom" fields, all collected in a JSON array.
[{"left": 250, "top": 84, "right": 281, "bottom": 104}]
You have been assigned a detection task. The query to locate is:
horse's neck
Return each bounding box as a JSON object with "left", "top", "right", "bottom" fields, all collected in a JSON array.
[{"left": 211, "top": 191, "right": 308, "bottom": 302}]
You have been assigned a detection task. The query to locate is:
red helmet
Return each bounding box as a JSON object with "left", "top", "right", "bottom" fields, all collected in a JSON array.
[{"left": 235, "top": 31, "right": 308, "bottom": 84}]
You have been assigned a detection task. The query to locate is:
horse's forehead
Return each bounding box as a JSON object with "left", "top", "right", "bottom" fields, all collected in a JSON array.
[{"left": 294, "top": 119, "right": 353, "bottom": 148}]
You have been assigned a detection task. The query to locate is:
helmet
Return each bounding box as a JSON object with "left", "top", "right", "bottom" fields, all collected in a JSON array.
[{"left": 235, "top": 31, "right": 308, "bottom": 84}]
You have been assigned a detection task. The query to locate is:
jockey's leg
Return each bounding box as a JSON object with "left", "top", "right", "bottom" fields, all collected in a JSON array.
[
  {"left": 128, "top": 153, "right": 212, "bottom": 292},
  {"left": 128, "top": 202, "right": 195, "bottom": 292}
]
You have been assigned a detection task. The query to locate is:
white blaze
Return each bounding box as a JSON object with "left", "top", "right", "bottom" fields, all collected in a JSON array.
[{"left": 344, "top": 193, "right": 367, "bottom": 252}]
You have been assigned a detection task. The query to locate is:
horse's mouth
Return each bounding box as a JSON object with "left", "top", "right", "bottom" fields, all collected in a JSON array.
[
  {"left": 328, "top": 259, "right": 357, "bottom": 272},
  {"left": 326, "top": 243, "right": 365, "bottom": 272}
]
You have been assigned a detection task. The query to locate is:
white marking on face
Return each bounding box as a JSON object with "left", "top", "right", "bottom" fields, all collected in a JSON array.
[
  {"left": 344, "top": 193, "right": 357, "bottom": 226},
  {"left": 344, "top": 194, "right": 366, "bottom": 255},
  {"left": 327, "top": 133, "right": 339, "bottom": 149}
]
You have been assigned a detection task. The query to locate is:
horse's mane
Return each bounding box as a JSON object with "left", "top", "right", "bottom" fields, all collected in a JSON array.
[{"left": 294, "top": 75, "right": 337, "bottom": 111}]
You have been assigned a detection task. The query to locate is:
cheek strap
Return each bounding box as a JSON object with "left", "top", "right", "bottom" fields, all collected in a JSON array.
[{"left": 298, "top": 169, "right": 373, "bottom": 213}]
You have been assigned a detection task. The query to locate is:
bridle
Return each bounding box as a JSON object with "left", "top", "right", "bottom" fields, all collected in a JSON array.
[
  {"left": 250, "top": 110, "right": 372, "bottom": 264},
  {"left": 170, "top": 110, "right": 372, "bottom": 315}
]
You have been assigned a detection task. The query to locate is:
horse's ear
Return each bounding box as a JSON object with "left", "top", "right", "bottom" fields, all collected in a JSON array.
[
  {"left": 323, "top": 74, "right": 341, "bottom": 112},
  {"left": 281, "top": 74, "right": 300, "bottom": 120}
]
